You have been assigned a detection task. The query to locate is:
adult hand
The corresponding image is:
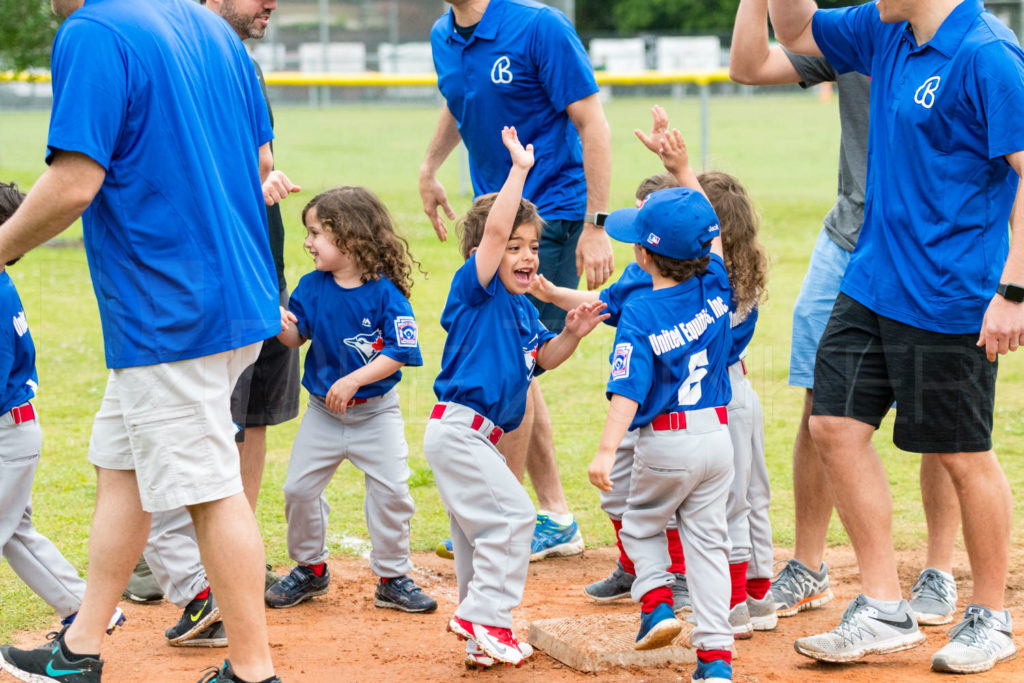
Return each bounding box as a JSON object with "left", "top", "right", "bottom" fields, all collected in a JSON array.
[
  {"left": 634, "top": 104, "right": 670, "bottom": 155},
  {"left": 263, "top": 170, "right": 301, "bottom": 206},
  {"left": 576, "top": 224, "right": 614, "bottom": 290},
  {"left": 977, "top": 294, "right": 1024, "bottom": 361},
  {"left": 418, "top": 172, "right": 456, "bottom": 242}
]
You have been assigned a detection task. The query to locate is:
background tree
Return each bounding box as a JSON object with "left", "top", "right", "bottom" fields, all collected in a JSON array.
[
  {"left": 0, "top": 0, "right": 59, "bottom": 72},
  {"left": 577, "top": 0, "right": 856, "bottom": 34}
]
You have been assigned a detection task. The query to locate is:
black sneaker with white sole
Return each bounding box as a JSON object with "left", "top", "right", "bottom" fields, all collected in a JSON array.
[
  {"left": 584, "top": 562, "right": 635, "bottom": 602},
  {"left": 374, "top": 575, "right": 438, "bottom": 613},
  {"left": 175, "top": 621, "right": 227, "bottom": 648},
  {"left": 0, "top": 627, "right": 103, "bottom": 683},
  {"left": 166, "top": 592, "right": 221, "bottom": 645},
  {"left": 264, "top": 564, "right": 330, "bottom": 608}
]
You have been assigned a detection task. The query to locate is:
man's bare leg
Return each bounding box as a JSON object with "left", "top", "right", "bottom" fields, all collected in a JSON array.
[
  {"left": 238, "top": 425, "right": 268, "bottom": 512},
  {"left": 523, "top": 381, "right": 570, "bottom": 515},
  {"left": 936, "top": 451, "right": 1010, "bottom": 611},
  {"left": 64, "top": 468, "right": 151, "bottom": 655},
  {"left": 792, "top": 389, "right": 834, "bottom": 569},
  {"left": 920, "top": 454, "right": 960, "bottom": 574},
  {"left": 809, "top": 415, "right": 901, "bottom": 600},
  {"left": 189, "top": 491, "right": 273, "bottom": 682}
]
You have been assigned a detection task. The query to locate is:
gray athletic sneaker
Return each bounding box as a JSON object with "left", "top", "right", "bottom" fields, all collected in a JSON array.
[
  {"left": 794, "top": 594, "right": 926, "bottom": 663},
  {"left": 124, "top": 556, "right": 164, "bottom": 603},
  {"left": 684, "top": 601, "right": 753, "bottom": 639},
  {"left": 584, "top": 562, "right": 634, "bottom": 602},
  {"left": 746, "top": 593, "right": 778, "bottom": 631},
  {"left": 671, "top": 573, "right": 690, "bottom": 614},
  {"left": 771, "top": 558, "right": 833, "bottom": 617},
  {"left": 909, "top": 568, "right": 958, "bottom": 626},
  {"left": 931, "top": 605, "right": 1016, "bottom": 674}
]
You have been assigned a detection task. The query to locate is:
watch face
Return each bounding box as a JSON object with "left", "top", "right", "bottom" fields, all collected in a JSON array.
[{"left": 999, "top": 283, "right": 1024, "bottom": 303}]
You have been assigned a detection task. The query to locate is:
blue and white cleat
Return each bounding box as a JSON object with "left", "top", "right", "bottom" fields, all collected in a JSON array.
[
  {"left": 635, "top": 603, "right": 683, "bottom": 650},
  {"left": 435, "top": 538, "right": 454, "bottom": 560},
  {"left": 692, "top": 658, "right": 733, "bottom": 681},
  {"left": 530, "top": 513, "right": 584, "bottom": 561}
]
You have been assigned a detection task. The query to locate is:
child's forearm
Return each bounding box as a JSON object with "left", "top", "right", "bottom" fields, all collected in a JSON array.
[
  {"left": 277, "top": 326, "right": 305, "bottom": 348},
  {"left": 598, "top": 394, "right": 639, "bottom": 456},
  {"left": 345, "top": 355, "right": 405, "bottom": 387},
  {"left": 671, "top": 166, "right": 704, "bottom": 195},
  {"left": 484, "top": 166, "right": 530, "bottom": 241},
  {"left": 536, "top": 330, "right": 581, "bottom": 370},
  {"left": 548, "top": 286, "right": 600, "bottom": 311}
]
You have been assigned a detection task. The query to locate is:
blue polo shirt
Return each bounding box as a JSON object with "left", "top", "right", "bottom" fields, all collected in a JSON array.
[
  {"left": 47, "top": 0, "right": 278, "bottom": 368},
  {"left": 607, "top": 255, "right": 733, "bottom": 430},
  {"left": 812, "top": 0, "right": 1024, "bottom": 333},
  {"left": 431, "top": 0, "right": 599, "bottom": 220},
  {"left": 290, "top": 273, "right": 422, "bottom": 400},
  {"left": 433, "top": 255, "right": 557, "bottom": 432},
  {"left": 0, "top": 273, "right": 38, "bottom": 414}
]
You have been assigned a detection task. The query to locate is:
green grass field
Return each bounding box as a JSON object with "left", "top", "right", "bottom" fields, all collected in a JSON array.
[{"left": 1, "top": 95, "right": 1023, "bottom": 640}]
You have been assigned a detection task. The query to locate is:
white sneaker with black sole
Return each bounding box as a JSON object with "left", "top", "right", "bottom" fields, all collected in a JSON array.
[
  {"left": 794, "top": 594, "right": 925, "bottom": 663},
  {"left": 931, "top": 605, "right": 1016, "bottom": 674}
]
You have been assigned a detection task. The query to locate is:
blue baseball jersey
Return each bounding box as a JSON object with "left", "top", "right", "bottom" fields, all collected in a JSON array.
[
  {"left": 599, "top": 263, "right": 653, "bottom": 327},
  {"left": 0, "top": 273, "right": 38, "bottom": 414},
  {"left": 47, "top": 0, "right": 278, "bottom": 368},
  {"left": 729, "top": 306, "right": 758, "bottom": 366},
  {"left": 812, "top": 0, "right": 1024, "bottom": 333},
  {"left": 433, "top": 255, "right": 557, "bottom": 432},
  {"left": 431, "top": 0, "right": 599, "bottom": 221},
  {"left": 607, "top": 255, "right": 733, "bottom": 430},
  {"left": 289, "top": 273, "right": 422, "bottom": 399}
]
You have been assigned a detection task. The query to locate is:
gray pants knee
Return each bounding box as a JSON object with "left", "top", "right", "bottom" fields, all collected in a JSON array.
[
  {"left": 283, "top": 391, "right": 413, "bottom": 577},
  {"left": 144, "top": 506, "right": 208, "bottom": 608},
  {"left": 423, "top": 403, "right": 534, "bottom": 629}
]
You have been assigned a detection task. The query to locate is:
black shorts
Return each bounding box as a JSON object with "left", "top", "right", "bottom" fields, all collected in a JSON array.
[
  {"left": 812, "top": 293, "right": 996, "bottom": 453},
  {"left": 231, "top": 334, "right": 300, "bottom": 441}
]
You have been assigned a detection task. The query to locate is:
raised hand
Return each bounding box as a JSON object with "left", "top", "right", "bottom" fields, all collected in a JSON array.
[
  {"left": 502, "top": 126, "right": 535, "bottom": 171},
  {"left": 564, "top": 300, "right": 610, "bottom": 339},
  {"left": 634, "top": 104, "right": 670, "bottom": 156},
  {"left": 658, "top": 128, "right": 692, "bottom": 178}
]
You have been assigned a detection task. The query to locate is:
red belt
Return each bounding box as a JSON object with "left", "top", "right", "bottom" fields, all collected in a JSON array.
[
  {"left": 346, "top": 398, "right": 368, "bottom": 407},
  {"left": 741, "top": 359, "right": 747, "bottom": 375},
  {"left": 429, "top": 404, "right": 503, "bottom": 445},
  {"left": 651, "top": 406, "right": 728, "bottom": 431},
  {"left": 10, "top": 403, "right": 35, "bottom": 424}
]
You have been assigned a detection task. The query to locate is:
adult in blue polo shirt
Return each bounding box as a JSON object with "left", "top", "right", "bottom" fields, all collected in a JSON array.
[
  {"left": 0, "top": 1, "right": 281, "bottom": 682},
  {"left": 419, "top": 0, "right": 613, "bottom": 562},
  {"left": 768, "top": 0, "right": 1024, "bottom": 674}
]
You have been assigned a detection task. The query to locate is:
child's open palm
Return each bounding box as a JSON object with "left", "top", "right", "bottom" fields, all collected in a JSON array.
[
  {"left": 502, "top": 126, "right": 535, "bottom": 170},
  {"left": 658, "top": 128, "right": 691, "bottom": 177},
  {"left": 634, "top": 104, "right": 670, "bottom": 155},
  {"left": 564, "top": 300, "right": 610, "bottom": 338}
]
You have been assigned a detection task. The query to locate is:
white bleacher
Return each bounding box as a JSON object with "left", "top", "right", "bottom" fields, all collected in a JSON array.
[
  {"left": 377, "top": 41, "right": 435, "bottom": 100},
  {"left": 655, "top": 36, "right": 721, "bottom": 71},
  {"left": 249, "top": 43, "right": 287, "bottom": 71},
  {"left": 588, "top": 37, "right": 646, "bottom": 101},
  {"left": 298, "top": 42, "right": 367, "bottom": 73}
]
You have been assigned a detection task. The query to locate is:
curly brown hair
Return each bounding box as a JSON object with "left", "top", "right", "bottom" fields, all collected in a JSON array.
[
  {"left": 698, "top": 171, "right": 768, "bottom": 317},
  {"left": 301, "top": 187, "right": 422, "bottom": 299},
  {"left": 645, "top": 250, "right": 711, "bottom": 282},
  {"left": 0, "top": 182, "right": 26, "bottom": 266},
  {"left": 635, "top": 172, "right": 678, "bottom": 202},
  {"left": 457, "top": 193, "right": 543, "bottom": 261}
]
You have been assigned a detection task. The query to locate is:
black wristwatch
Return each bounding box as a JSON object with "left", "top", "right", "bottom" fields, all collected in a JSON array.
[
  {"left": 997, "top": 282, "right": 1024, "bottom": 303},
  {"left": 584, "top": 212, "right": 608, "bottom": 227}
]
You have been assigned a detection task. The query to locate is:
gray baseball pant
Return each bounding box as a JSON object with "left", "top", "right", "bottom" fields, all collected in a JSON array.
[
  {"left": 423, "top": 402, "right": 534, "bottom": 629},
  {"left": 283, "top": 390, "right": 413, "bottom": 577},
  {"left": 144, "top": 506, "right": 207, "bottom": 608},
  {"left": 726, "top": 363, "right": 773, "bottom": 581},
  {"left": 620, "top": 410, "right": 734, "bottom": 652},
  {"left": 0, "top": 412, "right": 86, "bottom": 618}
]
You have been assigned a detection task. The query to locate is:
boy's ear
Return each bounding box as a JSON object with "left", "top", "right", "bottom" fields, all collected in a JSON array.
[{"left": 468, "top": 246, "right": 478, "bottom": 258}]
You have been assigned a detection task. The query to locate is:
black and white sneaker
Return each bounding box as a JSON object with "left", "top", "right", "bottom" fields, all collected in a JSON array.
[
  {"left": 195, "top": 659, "right": 281, "bottom": 683},
  {"left": 166, "top": 592, "right": 221, "bottom": 645},
  {"left": 264, "top": 564, "right": 330, "bottom": 609},
  {"left": 374, "top": 575, "right": 438, "bottom": 613},
  {"left": 175, "top": 621, "right": 227, "bottom": 648},
  {"left": 0, "top": 627, "right": 103, "bottom": 683}
]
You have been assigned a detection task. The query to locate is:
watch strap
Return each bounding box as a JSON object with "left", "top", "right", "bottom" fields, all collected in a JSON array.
[
  {"left": 997, "top": 282, "right": 1024, "bottom": 303},
  {"left": 584, "top": 212, "right": 608, "bottom": 227}
]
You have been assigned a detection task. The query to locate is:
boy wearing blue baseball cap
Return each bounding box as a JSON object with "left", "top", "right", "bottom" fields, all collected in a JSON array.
[{"left": 588, "top": 136, "right": 736, "bottom": 681}]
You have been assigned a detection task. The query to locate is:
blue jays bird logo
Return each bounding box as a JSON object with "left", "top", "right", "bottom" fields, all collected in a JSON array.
[
  {"left": 523, "top": 335, "right": 540, "bottom": 379},
  {"left": 344, "top": 330, "right": 384, "bottom": 364}
]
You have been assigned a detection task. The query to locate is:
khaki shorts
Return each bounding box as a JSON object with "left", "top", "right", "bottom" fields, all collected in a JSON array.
[{"left": 88, "top": 343, "right": 261, "bottom": 512}]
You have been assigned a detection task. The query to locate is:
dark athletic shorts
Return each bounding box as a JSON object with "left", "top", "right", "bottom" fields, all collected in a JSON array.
[
  {"left": 231, "top": 291, "right": 301, "bottom": 441},
  {"left": 812, "top": 293, "right": 996, "bottom": 454}
]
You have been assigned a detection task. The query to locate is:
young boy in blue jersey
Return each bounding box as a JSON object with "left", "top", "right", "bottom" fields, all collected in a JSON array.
[
  {"left": 266, "top": 186, "right": 437, "bottom": 615},
  {"left": 0, "top": 183, "right": 125, "bottom": 651},
  {"left": 423, "top": 127, "right": 608, "bottom": 669},
  {"left": 588, "top": 145, "right": 736, "bottom": 680}
]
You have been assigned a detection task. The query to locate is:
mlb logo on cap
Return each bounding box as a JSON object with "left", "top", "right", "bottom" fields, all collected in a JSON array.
[{"left": 604, "top": 187, "right": 720, "bottom": 260}]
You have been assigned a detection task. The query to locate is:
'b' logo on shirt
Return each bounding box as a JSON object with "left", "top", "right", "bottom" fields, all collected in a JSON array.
[
  {"left": 491, "top": 56, "right": 513, "bottom": 84},
  {"left": 914, "top": 76, "right": 941, "bottom": 109}
]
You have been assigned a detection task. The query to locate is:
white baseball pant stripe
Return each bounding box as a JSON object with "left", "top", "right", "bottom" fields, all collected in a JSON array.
[
  {"left": 0, "top": 414, "right": 86, "bottom": 618},
  {"left": 423, "top": 402, "right": 534, "bottom": 629},
  {"left": 283, "top": 390, "right": 413, "bottom": 577},
  {"left": 620, "top": 411, "right": 734, "bottom": 652}
]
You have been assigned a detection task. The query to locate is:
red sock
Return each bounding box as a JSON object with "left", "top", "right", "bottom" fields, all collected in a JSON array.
[
  {"left": 308, "top": 562, "right": 326, "bottom": 577},
  {"left": 640, "top": 586, "right": 673, "bottom": 613},
  {"left": 610, "top": 518, "right": 636, "bottom": 576},
  {"left": 666, "top": 528, "right": 686, "bottom": 574},
  {"left": 194, "top": 586, "right": 210, "bottom": 601},
  {"left": 729, "top": 562, "right": 748, "bottom": 608},
  {"left": 747, "top": 577, "right": 771, "bottom": 600},
  {"left": 697, "top": 649, "right": 733, "bottom": 665}
]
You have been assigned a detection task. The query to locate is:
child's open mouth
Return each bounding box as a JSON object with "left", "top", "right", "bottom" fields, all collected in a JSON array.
[{"left": 514, "top": 268, "right": 533, "bottom": 284}]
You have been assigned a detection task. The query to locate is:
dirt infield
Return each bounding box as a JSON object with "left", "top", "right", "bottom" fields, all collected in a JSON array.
[{"left": 9, "top": 545, "right": 1024, "bottom": 682}]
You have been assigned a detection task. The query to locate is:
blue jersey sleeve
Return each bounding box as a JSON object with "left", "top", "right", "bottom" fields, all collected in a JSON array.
[
  {"left": 605, "top": 311, "right": 653, "bottom": 405},
  {"left": 529, "top": 7, "right": 600, "bottom": 112},
  {"left": 966, "top": 41, "right": 1024, "bottom": 160},
  {"left": 288, "top": 274, "right": 316, "bottom": 340},
  {"left": 599, "top": 263, "right": 653, "bottom": 327},
  {"left": 47, "top": 19, "right": 129, "bottom": 168},
  {"left": 450, "top": 254, "right": 500, "bottom": 308},
  {"left": 811, "top": 3, "right": 883, "bottom": 76},
  {"left": 379, "top": 283, "right": 423, "bottom": 368}
]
